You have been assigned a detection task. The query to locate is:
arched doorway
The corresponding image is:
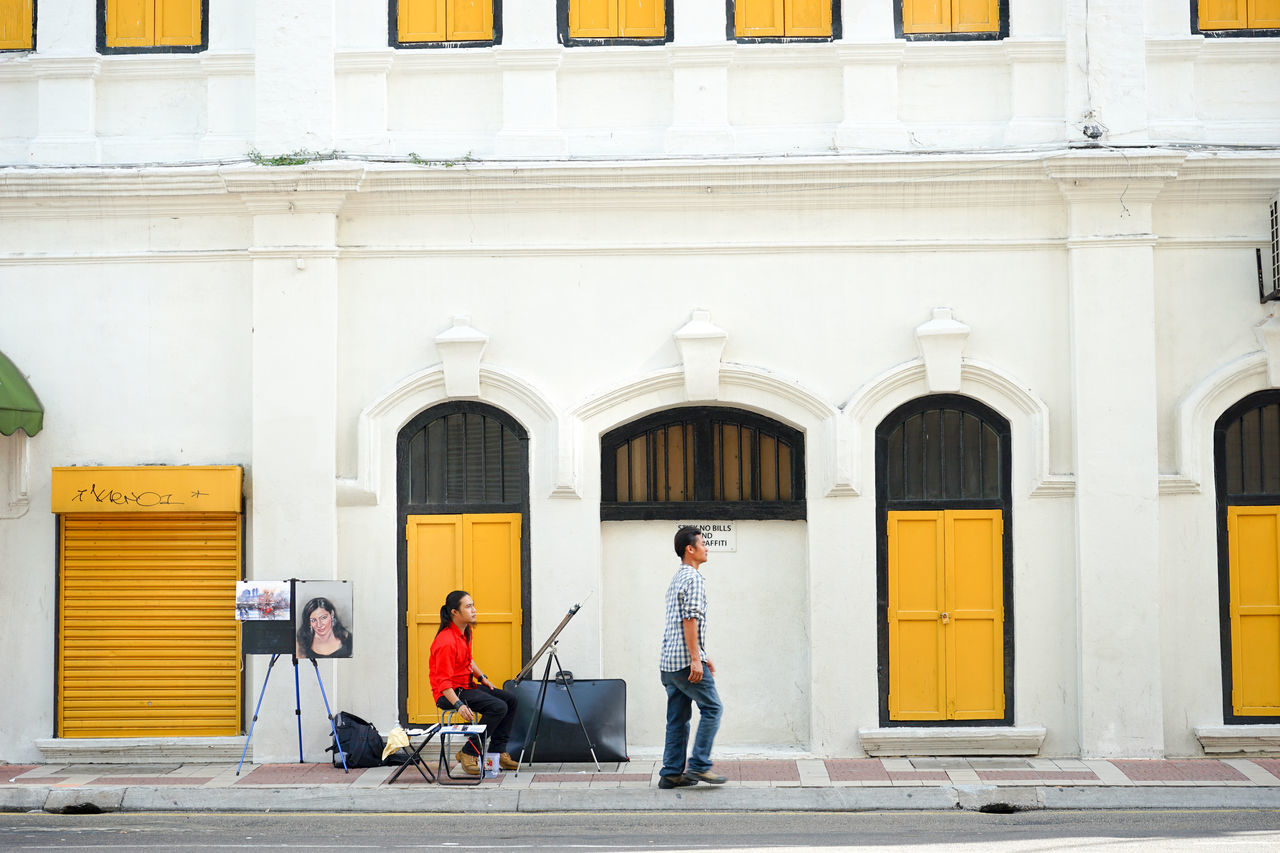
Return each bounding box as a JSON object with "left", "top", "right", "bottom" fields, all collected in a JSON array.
[
  {"left": 396, "top": 402, "right": 530, "bottom": 725},
  {"left": 1215, "top": 390, "right": 1280, "bottom": 722},
  {"left": 875, "top": 394, "right": 1013, "bottom": 724}
]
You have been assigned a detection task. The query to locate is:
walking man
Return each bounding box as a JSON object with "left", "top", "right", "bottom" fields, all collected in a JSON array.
[{"left": 658, "top": 526, "right": 726, "bottom": 788}]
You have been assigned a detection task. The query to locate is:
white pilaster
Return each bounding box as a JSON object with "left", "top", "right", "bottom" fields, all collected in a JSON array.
[
  {"left": 665, "top": 47, "right": 734, "bottom": 155},
  {"left": 835, "top": 45, "right": 907, "bottom": 151},
  {"left": 1049, "top": 152, "right": 1182, "bottom": 757},
  {"left": 255, "top": 0, "right": 336, "bottom": 153},
  {"left": 29, "top": 58, "right": 101, "bottom": 163},
  {"left": 495, "top": 49, "right": 565, "bottom": 158}
]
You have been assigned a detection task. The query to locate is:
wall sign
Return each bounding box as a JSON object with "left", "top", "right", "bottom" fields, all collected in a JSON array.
[
  {"left": 51, "top": 465, "right": 242, "bottom": 513},
  {"left": 676, "top": 521, "right": 736, "bottom": 552}
]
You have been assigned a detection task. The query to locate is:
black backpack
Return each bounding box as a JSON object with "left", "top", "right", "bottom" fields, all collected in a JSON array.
[{"left": 326, "top": 711, "right": 385, "bottom": 768}]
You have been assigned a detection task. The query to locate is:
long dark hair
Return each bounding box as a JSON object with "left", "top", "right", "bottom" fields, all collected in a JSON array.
[
  {"left": 437, "top": 589, "right": 472, "bottom": 640},
  {"left": 296, "top": 596, "right": 352, "bottom": 655}
]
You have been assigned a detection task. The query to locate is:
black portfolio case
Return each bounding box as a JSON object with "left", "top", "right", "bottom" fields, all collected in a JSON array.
[{"left": 502, "top": 673, "right": 628, "bottom": 763}]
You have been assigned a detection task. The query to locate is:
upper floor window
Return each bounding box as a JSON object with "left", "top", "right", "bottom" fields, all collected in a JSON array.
[
  {"left": 559, "top": 0, "right": 670, "bottom": 45},
  {"left": 895, "top": 0, "right": 1007, "bottom": 40},
  {"left": 731, "top": 0, "right": 838, "bottom": 41},
  {"left": 393, "top": 0, "right": 499, "bottom": 47},
  {"left": 0, "top": 0, "right": 33, "bottom": 51},
  {"left": 99, "top": 0, "right": 206, "bottom": 54},
  {"left": 601, "top": 406, "right": 805, "bottom": 520},
  {"left": 1194, "top": 0, "right": 1280, "bottom": 35}
]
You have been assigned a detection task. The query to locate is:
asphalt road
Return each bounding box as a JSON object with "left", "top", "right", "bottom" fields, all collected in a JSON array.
[{"left": 2, "top": 809, "right": 1280, "bottom": 851}]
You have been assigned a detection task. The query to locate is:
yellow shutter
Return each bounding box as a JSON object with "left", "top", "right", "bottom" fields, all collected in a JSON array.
[
  {"left": 0, "top": 0, "right": 33, "bottom": 50},
  {"left": 902, "top": 0, "right": 949, "bottom": 33},
  {"left": 888, "top": 511, "right": 948, "bottom": 720},
  {"left": 737, "top": 0, "right": 785, "bottom": 37},
  {"left": 786, "top": 0, "right": 831, "bottom": 36},
  {"left": 448, "top": 0, "right": 493, "bottom": 41},
  {"left": 406, "top": 515, "right": 465, "bottom": 723},
  {"left": 406, "top": 513, "right": 522, "bottom": 724},
  {"left": 620, "top": 0, "right": 665, "bottom": 38},
  {"left": 106, "top": 0, "right": 155, "bottom": 47},
  {"left": 1200, "top": 0, "right": 1248, "bottom": 29},
  {"left": 58, "top": 513, "right": 241, "bottom": 737},
  {"left": 1251, "top": 0, "right": 1280, "bottom": 28},
  {"left": 945, "top": 510, "right": 1004, "bottom": 719},
  {"left": 399, "top": 0, "right": 448, "bottom": 42},
  {"left": 953, "top": 0, "right": 999, "bottom": 33},
  {"left": 465, "top": 514, "right": 523, "bottom": 688},
  {"left": 1228, "top": 506, "right": 1280, "bottom": 716},
  {"left": 571, "top": 0, "right": 619, "bottom": 38},
  {"left": 156, "top": 0, "right": 201, "bottom": 45}
]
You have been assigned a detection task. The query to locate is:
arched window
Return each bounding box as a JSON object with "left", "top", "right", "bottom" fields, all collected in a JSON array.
[
  {"left": 601, "top": 406, "right": 805, "bottom": 520},
  {"left": 398, "top": 402, "right": 527, "bottom": 508},
  {"left": 875, "top": 394, "right": 1012, "bottom": 725},
  {"left": 1214, "top": 390, "right": 1280, "bottom": 722}
]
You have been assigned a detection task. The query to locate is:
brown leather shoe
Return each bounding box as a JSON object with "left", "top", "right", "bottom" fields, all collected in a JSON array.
[
  {"left": 455, "top": 750, "right": 481, "bottom": 775},
  {"left": 498, "top": 752, "right": 519, "bottom": 771}
]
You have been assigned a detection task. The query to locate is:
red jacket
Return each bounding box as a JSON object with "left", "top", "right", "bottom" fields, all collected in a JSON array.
[{"left": 429, "top": 623, "right": 474, "bottom": 701}]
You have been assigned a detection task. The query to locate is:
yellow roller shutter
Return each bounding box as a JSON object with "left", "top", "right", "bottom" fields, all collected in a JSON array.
[{"left": 58, "top": 513, "right": 242, "bottom": 737}]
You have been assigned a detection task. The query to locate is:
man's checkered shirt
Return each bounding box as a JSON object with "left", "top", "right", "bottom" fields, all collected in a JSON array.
[{"left": 660, "top": 564, "right": 707, "bottom": 673}]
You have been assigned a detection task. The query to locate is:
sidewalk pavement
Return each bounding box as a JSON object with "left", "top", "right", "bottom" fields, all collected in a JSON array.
[{"left": 5, "top": 756, "right": 1280, "bottom": 814}]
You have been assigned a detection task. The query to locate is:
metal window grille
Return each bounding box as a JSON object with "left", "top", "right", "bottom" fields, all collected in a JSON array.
[
  {"left": 885, "top": 408, "right": 1002, "bottom": 502},
  {"left": 405, "top": 411, "right": 523, "bottom": 505}
]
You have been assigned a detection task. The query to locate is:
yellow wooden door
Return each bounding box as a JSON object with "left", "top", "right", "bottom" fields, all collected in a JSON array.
[
  {"left": 736, "top": 0, "right": 785, "bottom": 37},
  {"left": 1227, "top": 506, "right": 1280, "bottom": 715},
  {"left": 946, "top": 510, "right": 1004, "bottom": 719},
  {"left": 888, "top": 512, "right": 947, "bottom": 720},
  {"left": 406, "top": 512, "right": 522, "bottom": 724},
  {"left": 888, "top": 509, "right": 1003, "bottom": 720},
  {"left": 570, "top": 0, "right": 618, "bottom": 38},
  {"left": 620, "top": 0, "right": 664, "bottom": 38},
  {"left": 58, "top": 513, "right": 241, "bottom": 737}
]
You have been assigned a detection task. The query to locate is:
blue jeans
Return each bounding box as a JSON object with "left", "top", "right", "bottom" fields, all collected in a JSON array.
[{"left": 660, "top": 665, "right": 723, "bottom": 778}]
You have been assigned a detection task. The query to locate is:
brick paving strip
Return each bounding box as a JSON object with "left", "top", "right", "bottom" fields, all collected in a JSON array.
[{"left": 1111, "top": 760, "right": 1249, "bottom": 783}]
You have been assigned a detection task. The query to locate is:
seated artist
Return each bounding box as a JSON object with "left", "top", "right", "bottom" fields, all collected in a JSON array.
[{"left": 428, "top": 589, "right": 520, "bottom": 775}]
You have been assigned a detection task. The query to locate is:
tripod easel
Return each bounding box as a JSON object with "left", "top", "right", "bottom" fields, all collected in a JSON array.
[
  {"left": 236, "top": 652, "right": 347, "bottom": 775},
  {"left": 512, "top": 603, "right": 600, "bottom": 776}
]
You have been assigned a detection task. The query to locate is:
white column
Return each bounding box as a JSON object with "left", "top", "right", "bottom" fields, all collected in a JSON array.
[
  {"left": 494, "top": 49, "right": 565, "bottom": 157},
  {"left": 835, "top": 45, "right": 906, "bottom": 151},
  {"left": 239, "top": 178, "right": 357, "bottom": 760},
  {"left": 1075, "top": 0, "right": 1150, "bottom": 143},
  {"left": 1050, "top": 152, "right": 1183, "bottom": 757},
  {"left": 29, "top": 58, "right": 101, "bottom": 163},
  {"left": 255, "top": 0, "right": 336, "bottom": 153}
]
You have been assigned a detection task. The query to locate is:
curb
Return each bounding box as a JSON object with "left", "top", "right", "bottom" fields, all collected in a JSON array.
[{"left": 7, "top": 783, "right": 1280, "bottom": 814}]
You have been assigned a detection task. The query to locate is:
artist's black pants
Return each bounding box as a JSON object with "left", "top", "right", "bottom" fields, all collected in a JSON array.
[{"left": 438, "top": 686, "right": 519, "bottom": 756}]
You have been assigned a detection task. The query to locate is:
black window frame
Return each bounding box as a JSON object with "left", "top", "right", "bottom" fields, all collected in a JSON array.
[
  {"left": 1191, "top": 1, "right": 1280, "bottom": 37},
  {"left": 874, "top": 393, "right": 1014, "bottom": 727},
  {"left": 725, "top": 0, "right": 842, "bottom": 43},
  {"left": 0, "top": 0, "right": 35, "bottom": 53},
  {"left": 96, "top": 0, "right": 208, "bottom": 55},
  {"left": 601, "top": 406, "right": 806, "bottom": 521},
  {"left": 395, "top": 401, "right": 531, "bottom": 727},
  {"left": 1214, "top": 389, "right": 1280, "bottom": 724},
  {"left": 557, "top": 0, "right": 673, "bottom": 47},
  {"left": 389, "top": 0, "right": 504, "bottom": 49},
  {"left": 892, "top": 0, "right": 1008, "bottom": 42}
]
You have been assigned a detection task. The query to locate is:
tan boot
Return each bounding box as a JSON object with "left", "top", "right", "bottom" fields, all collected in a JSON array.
[
  {"left": 455, "top": 750, "right": 481, "bottom": 775},
  {"left": 498, "top": 752, "right": 519, "bottom": 771}
]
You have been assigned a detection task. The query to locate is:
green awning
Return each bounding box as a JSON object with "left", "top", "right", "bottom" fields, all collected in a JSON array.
[{"left": 0, "top": 349, "right": 43, "bottom": 437}]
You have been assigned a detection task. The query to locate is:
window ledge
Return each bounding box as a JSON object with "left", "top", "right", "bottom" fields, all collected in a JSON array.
[
  {"left": 858, "top": 725, "right": 1046, "bottom": 756},
  {"left": 36, "top": 737, "right": 247, "bottom": 764},
  {"left": 1195, "top": 725, "right": 1280, "bottom": 755}
]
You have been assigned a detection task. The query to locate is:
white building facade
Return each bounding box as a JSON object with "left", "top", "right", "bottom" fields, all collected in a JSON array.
[{"left": 1, "top": 0, "right": 1279, "bottom": 764}]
